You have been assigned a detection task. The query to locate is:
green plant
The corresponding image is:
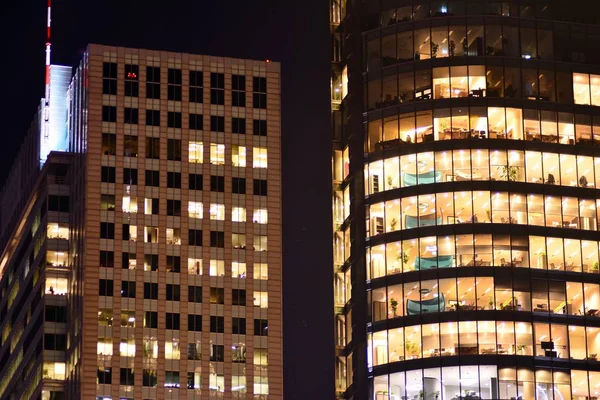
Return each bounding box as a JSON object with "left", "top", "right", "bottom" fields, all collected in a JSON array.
[
  {"left": 593, "top": 261, "right": 599, "bottom": 271},
  {"left": 516, "top": 344, "right": 526, "bottom": 355},
  {"left": 419, "top": 390, "right": 424, "bottom": 399},
  {"left": 390, "top": 218, "right": 398, "bottom": 230},
  {"left": 498, "top": 165, "right": 519, "bottom": 181},
  {"left": 486, "top": 209, "right": 492, "bottom": 222},
  {"left": 43, "top": 368, "right": 49, "bottom": 378},
  {"left": 405, "top": 340, "right": 419, "bottom": 357},
  {"left": 435, "top": 391, "right": 441, "bottom": 400},
  {"left": 448, "top": 40, "right": 456, "bottom": 56},
  {"left": 390, "top": 298, "right": 399, "bottom": 317},
  {"left": 488, "top": 297, "right": 494, "bottom": 310},
  {"left": 397, "top": 251, "right": 409, "bottom": 265},
  {"left": 431, "top": 42, "right": 440, "bottom": 58},
  {"left": 590, "top": 353, "right": 598, "bottom": 360}
]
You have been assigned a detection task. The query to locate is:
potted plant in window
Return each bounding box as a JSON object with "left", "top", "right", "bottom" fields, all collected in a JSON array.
[
  {"left": 431, "top": 42, "right": 440, "bottom": 58},
  {"left": 488, "top": 297, "right": 495, "bottom": 310},
  {"left": 405, "top": 340, "right": 419, "bottom": 358},
  {"left": 390, "top": 218, "right": 398, "bottom": 230},
  {"left": 448, "top": 40, "right": 456, "bottom": 56},
  {"left": 397, "top": 250, "right": 410, "bottom": 270},
  {"left": 593, "top": 261, "right": 599, "bottom": 272},
  {"left": 498, "top": 165, "right": 520, "bottom": 181},
  {"left": 390, "top": 298, "right": 399, "bottom": 317},
  {"left": 589, "top": 353, "right": 597, "bottom": 361},
  {"left": 516, "top": 344, "right": 527, "bottom": 355}
]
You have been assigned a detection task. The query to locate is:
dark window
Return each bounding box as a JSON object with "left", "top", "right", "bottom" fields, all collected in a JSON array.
[
  {"left": 253, "top": 119, "right": 267, "bottom": 136},
  {"left": 122, "top": 224, "right": 132, "bottom": 240},
  {"left": 145, "top": 137, "right": 160, "bottom": 159},
  {"left": 100, "top": 222, "right": 115, "bottom": 239},
  {"left": 253, "top": 76, "right": 267, "bottom": 92},
  {"left": 143, "top": 369, "right": 157, "bottom": 387},
  {"left": 144, "top": 311, "right": 158, "bottom": 328},
  {"left": 253, "top": 77, "right": 267, "bottom": 109},
  {"left": 210, "top": 175, "right": 225, "bottom": 192},
  {"left": 48, "top": 195, "right": 70, "bottom": 212},
  {"left": 101, "top": 194, "right": 115, "bottom": 211},
  {"left": 103, "top": 62, "right": 117, "bottom": 78},
  {"left": 210, "top": 116, "right": 225, "bottom": 132},
  {"left": 102, "top": 62, "right": 117, "bottom": 95},
  {"left": 167, "top": 139, "right": 181, "bottom": 161},
  {"left": 188, "top": 286, "right": 202, "bottom": 303},
  {"left": 102, "top": 106, "right": 117, "bottom": 122},
  {"left": 167, "top": 199, "right": 181, "bottom": 216},
  {"left": 124, "top": 135, "right": 138, "bottom": 157},
  {"left": 166, "top": 284, "right": 180, "bottom": 301},
  {"left": 146, "top": 110, "right": 160, "bottom": 126},
  {"left": 232, "top": 117, "right": 246, "bottom": 134},
  {"left": 97, "top": 367, "right": 112, "bottom": 384},
  {"left": 189, "top": 71, "right": 203, "bottom": 103},
  {"left": 167, "top": 172, "right": 181, "bottom": 188},
  {"left": 48, "top": 195, "right": 69, "bottom": 212},
  {"left": 168, "top": 112, "right": 182, "bottom": 128},
  {"left": 121, "top": 252, "right": 135, "bottom": 269},
  {"left": 189, "top": 113, "right": 203, "bottom": 130},
  {"left": 124, "top": 64, "right": 139, "bottom": 97},
  {"left": 123, "top": 168, "right": 138, "bottom": 185},
  {"left": 166, "top": 313, "right": 180, "bottom": 330},
  {"left": 102, "top": 133, "right": 116, "bottom": 155},
  {"left": 189, "top": 174, "right": 203, "bottom": 190},
  {"left": 253, "top": 179, "right": 268, "bottom": 196},
  {"left": 210, "top": 316, "right": 224, "bottom": 333},
  {"left": 99, "top": 279, "right": 114, "bottom": 296},
  {"left": 121, "top": 281, "right": 136, "bottom": 298},
  {"left": 210, "top": 73, "right": 225, "bottom": 105},
  {"left": 232, "top": 177, "right": 246, "bottom": 194},
  {"left": 146, "top": 66, "right": 161, "bottom": 99},
  {"left": 145, "top": 170, "right": 160, "bottom": 187},
  {"left": 166, "top": 255, "right": 181, "bottom": 273},
  {"left": 167, "top": 68, "right": 182, "bottom": 101},
  {"left": 188, "top": 314, "right": 202, "bottom": 331},
  {"left": 145, "top": 254, "right": 159, "bottom": 271},
  {"left": 101, "top": 166, "right": 116, "bottom": 183},
  {"left": 232, "top": 289, "right": 247, "bottom": 306},
  {"left": 232, "top": 317, "right": 246, "bottom": 334},
  {"left": 188, "top": 229, "right": 202, "bottom": 246},
  {"left": 165, "top": 371, "right": 180, "bottom": 388},
  {"left": 100, "top": 250, "right": 114, "bottom": 268},
  {"left": 120, "top": 368, "right": 134, "bottom": 386},
  {"left": 210, "top": 231, "right": 225, "bottom": 248},
  {"left": 144, "top": 282, "right": 158, "bottom": 299},
  {"left": 232, "top": 74, "right": 246, "bottom": 107},
  {"left": 124, "top": 108, "right": 138, "bottom": 124},
  {"left": 45, "top": 305, "right": 67, "bottom": 322},
  {"left": 210, "top": 288, "right": 225, "bottom": 304},
  {"left": 254, "top": 319, "right": 268, "bottom": 336},
  {"left": 211, "top": 344, "right": 224, "bottom": 362}
]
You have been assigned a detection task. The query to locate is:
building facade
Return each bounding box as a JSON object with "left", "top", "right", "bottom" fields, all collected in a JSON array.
[
  {"left": 331, "top": 1, "right": 600, "bottom": 399},
  {"left": 0, "top": 44, "right": 282, "bottom": 400}
]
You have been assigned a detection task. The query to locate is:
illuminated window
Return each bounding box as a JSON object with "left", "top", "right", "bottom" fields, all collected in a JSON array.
[
  {"left": 165, "top": 340, "right": 181, "bottom": 359},
  {"left": 143, "top": 339, "right": 158, "bottom": 358},
  {"left": 144, "top": 226, "right": 158, "bottom": 243},
  {"left": 97, "top": 337, "right": 113, "bottom": 355},
  {"left": 254, "top": 376, "right": 269, "bottom": 395},
  {"left": 253, "top": 209, "right": 268, "bottom": 224},
  {"left": 253, "top": 291, "right": 268, "bottom": 308},
  {"left": 120, "top": 339, "right": 136, "bottom": 357},
  {"left": 166, "top": 228, "right": 181, "bottom": 245},
  {"left": 254, "top": 236, "right": 268, "bottom": 251},
  {"left": 255, "top": 263, "right": 268, "bottom": 280},
  {"left": 209, "top": 260, "right": 224, "bottom": 276},
  {"left": 188, "top": 258, "right": 202, "bottom": 275},
  {"left": 120, "top": 310, "right": 136, "bottom": 327},
  {"left": 232, "top": 145, "right": 247, "bottom": 167},
  {"left": 46, "top": 250, "right": 67, "bottom": 267},
  {"left": 47, "top": 223, "right": 69, "bottom": 239},
  {"left": 43, "top": 362, "right": 66, "bottom": 380},
  {"left": 232, "top": 262, "right": 247, "bottom": 278},
  {"left": 210, "top": 143, "right": 225, "bottom": 165},
  {"left": 189, "top": 141, "right": 203, "bottom": 163},
  {"left": 232, "top": 207, "right": 247, "bottom": 222},
  {"left": 188, "top": 201, "right": 203, "bottom": 219},
  {"left": 122, "top": 196, "right": 138, "bottom": 213},
  {"left": 253, "top": 147, "right": 268, "bottom": 168},
  {"left": 144, "top": 198, "right": 158, "bottom": 215},
  {"left": 210, "top": 204, "right": 225, "bottom": 220},
  {"left": 45, "top": 277, "right": 68, "bottom": 295},
  {"left": 573, "top": 73, "right": 591, "bottom": 105},
  {"left": 232, "top": 233, "right": 246, "bottom": 249}
]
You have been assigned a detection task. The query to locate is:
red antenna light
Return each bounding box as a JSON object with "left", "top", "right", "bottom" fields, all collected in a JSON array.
[{"left": 43, "top": 0, "right": 52, "bottom": 139}]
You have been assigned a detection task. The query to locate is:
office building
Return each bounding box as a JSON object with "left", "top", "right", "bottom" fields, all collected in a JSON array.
[
  {"left": 0, "top": 44, "right": 282, "bottom": 400},
  {"left": 331, "top": 1, "right": 600, "bottom": 399}
]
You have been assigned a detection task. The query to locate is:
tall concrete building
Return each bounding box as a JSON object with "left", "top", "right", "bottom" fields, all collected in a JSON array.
[
  {"left": 331, "top": 1, "right": 600, "bottom": 399},
  {"left": 0, "top": 44, "right": 282, "bottom": 400}
]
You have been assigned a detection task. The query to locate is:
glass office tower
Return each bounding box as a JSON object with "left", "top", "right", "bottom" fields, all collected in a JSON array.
[{"left": 331, "top": 1, "right": 600, "bottom": 399}]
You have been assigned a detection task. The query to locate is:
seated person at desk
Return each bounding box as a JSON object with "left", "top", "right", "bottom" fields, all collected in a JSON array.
[{"left": 579, "top": 175, "right": 589, "bottom": 187}]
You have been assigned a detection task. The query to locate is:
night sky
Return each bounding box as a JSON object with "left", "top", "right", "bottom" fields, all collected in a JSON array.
[{"left": 0, "top": 0, "right": 334, "bottom": 398}]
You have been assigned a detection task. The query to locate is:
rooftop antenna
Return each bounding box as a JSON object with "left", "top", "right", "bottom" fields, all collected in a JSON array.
[{"left": 43, "top": 0, "right": 51, "bottom": 140}]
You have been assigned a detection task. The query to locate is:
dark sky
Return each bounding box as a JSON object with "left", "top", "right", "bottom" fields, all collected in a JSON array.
[{"left": 0, "top": 0, "right": 334, "bottom": 398}]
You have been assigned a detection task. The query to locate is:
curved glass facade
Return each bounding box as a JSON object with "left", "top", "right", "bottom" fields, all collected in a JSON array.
[{"left": 331, "top": 1, "right": 600, "bottom": 399}]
